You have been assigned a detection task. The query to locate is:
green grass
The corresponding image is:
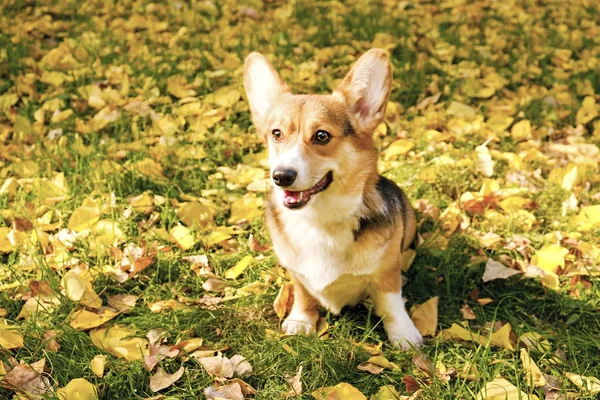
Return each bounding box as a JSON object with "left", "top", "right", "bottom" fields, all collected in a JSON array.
[{"left": 1, "top": 0, "right": 600, "bottom": 398}]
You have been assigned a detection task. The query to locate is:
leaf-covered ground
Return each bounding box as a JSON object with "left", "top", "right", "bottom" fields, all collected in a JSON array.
[{"left": 1, "top": 0, "right": 600, "bottom": 399}]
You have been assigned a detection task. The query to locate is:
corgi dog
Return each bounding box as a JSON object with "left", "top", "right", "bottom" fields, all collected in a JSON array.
[{"left": 243, "top": 49, "right": 423, "bottom": 349}]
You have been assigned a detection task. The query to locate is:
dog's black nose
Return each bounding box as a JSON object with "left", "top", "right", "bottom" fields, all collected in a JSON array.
[{"left": 272, "top": 168, "right": 297, "bottom": 187}]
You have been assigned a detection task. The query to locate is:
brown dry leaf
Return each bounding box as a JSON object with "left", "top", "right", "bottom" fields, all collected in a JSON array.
[
  {"left": 410, "top": 296, "right": 439, "bottom": 336},
  {"left": 43, "top": 330, "right": 60, "bottom": 352},
  {"left": 0, "top": 358, "right": 51, "bottom": 397},
  {"left": 460, "top": 304, "right": 476, "bottom": 320},
  {"left": 285, "top": 365, "right": 303, "bottom": 397},
  {"left": 274, "top": 283, "right": 294, "bottom": 321},
  {"left": 56, "top": 378, "right": 98, "bottom": 400},
  {"left": 149, "top": 367, "right": 185, "bottom": 392},
  {"left": 402, "top": 376, "right": 421, "bottom": 393}
]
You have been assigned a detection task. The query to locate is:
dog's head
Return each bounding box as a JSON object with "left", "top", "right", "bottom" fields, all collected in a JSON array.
[{"left": 243, "top": 49, "right": 392, "bottom": 211}]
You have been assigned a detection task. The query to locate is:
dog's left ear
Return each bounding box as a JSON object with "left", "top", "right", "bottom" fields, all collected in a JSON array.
[{"left": 336, "top": 49, "right": 392, "bottom": 134}]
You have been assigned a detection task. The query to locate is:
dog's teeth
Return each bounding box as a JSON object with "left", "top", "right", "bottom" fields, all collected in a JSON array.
[{"left": 299, "top": 191, "right": 305, "bottom": 200}]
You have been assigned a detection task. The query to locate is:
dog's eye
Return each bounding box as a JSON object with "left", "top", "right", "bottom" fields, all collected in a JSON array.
[
  {"left": 313, "top": 130, "right": 331, "bottom": 144},
  {"left": 271, "top": 129, "right": 283, "bottom": 142}
]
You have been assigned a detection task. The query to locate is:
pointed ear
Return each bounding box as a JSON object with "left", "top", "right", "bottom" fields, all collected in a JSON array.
[
  {"left": 336, "top": 49, "right": 392, "bottom": 133},
  {"left": 243, "top": 52, "right": 289, "bottom": 131}
]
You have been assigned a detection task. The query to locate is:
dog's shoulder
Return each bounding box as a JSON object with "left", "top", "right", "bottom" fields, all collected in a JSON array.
[{"left": 354, "top": 175, "right": 415, "bottom": 250}]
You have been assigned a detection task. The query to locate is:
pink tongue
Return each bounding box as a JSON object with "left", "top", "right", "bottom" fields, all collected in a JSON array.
[{"left": 284, "top": 190, "right": 306, "bottom": 204}]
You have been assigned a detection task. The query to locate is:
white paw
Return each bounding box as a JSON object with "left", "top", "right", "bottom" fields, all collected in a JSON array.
[
  {"left": 387, "top": 324, "right": 424, "bottom": 350},
  {"left": 282, "top": 313, "right": 317, "bottom": 335}
]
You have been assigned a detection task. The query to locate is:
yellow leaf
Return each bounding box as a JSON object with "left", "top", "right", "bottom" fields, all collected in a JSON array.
[
  {"left": 570, "top": 204, "right": 600, "bottom": 232},
  {"left": 401, "top": 249, "right": 416, "bottom": 272},
  {"left": 446, "top": 101, "right": 478, "bottom": 120},
  {"left": 441, "top": 323, "right": 483, "bottom": 344},
  {"left": 57, "top": 378, "right": 98, "bottom": 400},
  {"left": 203, "top": 226, "right": 242, "bottom": 247},
  {"left": 204, "top": 86, "right": 241, "bottom": 108},
  {"left": 383, "top": 139, "right": 414, "bottom": 160},
  {"left": 489, "top": 323, "right": 515, "bottom": 350},
  {"left": 476, "top": 377, "right": 539, "bottom": 400},
  {"left": 510, "top": 119, "right": 532, "bottom": 141},
  {"left": 90, "top": 355, "right": 107, "bottom": 377},
  {"left": 498, "top": 196, "right": 531, "bottom": 213},
  {"left": 177, "top": 201, "right": 215, "bottom": 227},
  {"left": 312, "top": 382, "right": 367, "bottom": 400},
  {"left": 561, "top": 164, "right": 579, "bottom": 191},
  {"left": 228, "top": 195, "right": 263, "bottom": 224},
  {"left": 486, "top": 115, "right": 514, "bottom": 132},
  {"left": 518, "top": 332, "right": 551, "bottom": 352},
  {"left": 90, "top": 325, "right": 149, "bottom": 361},
  {"left": 129, "top": 159, "right": 167, "bottom": 182},
  {"left": 224, "top": 255, "right": 253, "bottom": 280},
  {"left": 169, "top": 225, "right": 195, "bottom": 250},
  {"left": 273, "top": 283, "right": 294, "bottom": 321},
  {"left": 520, "top": 349, "right": 547, "bottom": 387},
  {"left": 0, "top": 321, "right": 24, "bottom": 350},
  {"left": 530, "top": 244, "right": 569, "bottom": 273},
  {"left": 411, "top": 296, "right": 439, "bottom": 336},
  {"left": 69, "top": 309, "right": 117, "bottom": 331},
  {"left": 0, "top": 227, "right": 14, "bottom": 253},
  {"left": 565, "top": 372, "right": 600, "bottom": 395},
  {"left": 167, "top": 75, "right": 196, "bottom": 99},
  {"left": 68, "top": 198, "right": 101, "bottom": 232},
  {"left": 575, "top": 96, "right": 598, "bottom": 125},
  {"left": 129, "top": 192, "right": 154, "bottom": 214},
  {"left": 63, "top": 270, "right": 102, "bottom": 309},
  {"left": 50, "top": 109, "right": 74, "bottom": 123}
]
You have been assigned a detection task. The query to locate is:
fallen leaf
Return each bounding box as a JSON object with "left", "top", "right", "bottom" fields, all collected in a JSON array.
[
  {"left": 204, "top": 381, "right": 244, "bottom": 400},
  {"left": 489, "top": 323, "right": 515, "bottom": 350},
  {"left": 530, "top": 245, "right": 569, "bottom": 274},
  {"left": 170, "top": 225, "right": 195, "bottom": 250},
  {"left": 69, "top": 308, "right": 118, "bottom": 331},
  {"left": 90, "top": 355, "right": 107, "bottom": 377},
  {"left": 460, "top": 304, "right": 476, "bottom": 320},
  {"left": 410, "top": 296, "right": 439, "bottom": 336},
  {"left": 106, "top": 294, "right": 138, "bottom": 313},
  {"left": 90, "top": 325, "right": 149, "bottom": 361},
  {"left": 565, "top": 372, "right": 600, "bottom": 395},
  {"left": 285, "top": 365, "right": 303, "bottom": 397},
  {"left": 311, "top": 382, "right": 367, "bottom": 400},
  {"left": 68, "top": 197, "right": 101, "bottom": 232},
  {"left": 0, "top": 358, "right": 51, "bottom": 397},
  {"left": 520, "top": 349, "right": 547, "bottom": 387},
  {"left": 274, "top": 283, "right": 294, "bottom": 321},
  {"left": 149, "top": 367, "right": 185, "bottom": 392},
  {"left": 476, "top": 377, "right": 539, "bottom": 400},
  {"left": 482, "top": 259, "right": 521, "bottom": 282},
  {"left": 384, "top": 139, "right": 414, "bottom": 160},
  {"left": 0, "top": 321, "right": 24, "bottom": 350},
  {"left": 57, "top": 378, "right": 98, "bottom": 400},
  {"left": 223, "top": 255, "right": 253, "bottom": 280},
  {"left": 43, "top": 330, "right": 60, "bottom": 352}
]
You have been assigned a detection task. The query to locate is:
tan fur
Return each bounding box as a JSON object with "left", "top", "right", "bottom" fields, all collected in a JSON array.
[{"left": 244, "top": 49, "right": 423, "bottom": 349}]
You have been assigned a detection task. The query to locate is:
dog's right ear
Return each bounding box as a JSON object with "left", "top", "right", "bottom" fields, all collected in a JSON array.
[{"left": 243, "top": 53, "right": 289, "bottom": 134}]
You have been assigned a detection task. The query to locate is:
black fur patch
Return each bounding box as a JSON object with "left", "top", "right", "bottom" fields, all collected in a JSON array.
[
  {"left": 343, "top": 119, "right": 356, "bottom": 136},
  {"left": 353, "top": 176, "right": 407, "bottom": 241}
]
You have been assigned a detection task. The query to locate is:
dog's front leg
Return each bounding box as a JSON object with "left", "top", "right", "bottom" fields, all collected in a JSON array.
[
  {"left": 371, "top": 288, "right": 423, "bottom": 350},
  {"left": 281, "top": 273, "right": 319, "bottom": 335}
]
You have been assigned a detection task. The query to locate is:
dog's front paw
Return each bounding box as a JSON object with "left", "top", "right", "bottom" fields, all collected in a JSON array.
[
  {"left": 387, "top": 324, "right": 424, "bottom": 350},
  {"left": 282, "top": 312, "right": 317, "bottom": 335}
]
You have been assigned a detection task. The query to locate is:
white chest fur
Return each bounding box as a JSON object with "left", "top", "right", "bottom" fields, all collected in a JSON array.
[{"left": 272, "top": 202, "right": 386, "bottom": 314}]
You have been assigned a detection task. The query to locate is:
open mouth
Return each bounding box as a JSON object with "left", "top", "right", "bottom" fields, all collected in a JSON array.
[{"left": 283, "top": 171, "right": 333, "bottom": 209}]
